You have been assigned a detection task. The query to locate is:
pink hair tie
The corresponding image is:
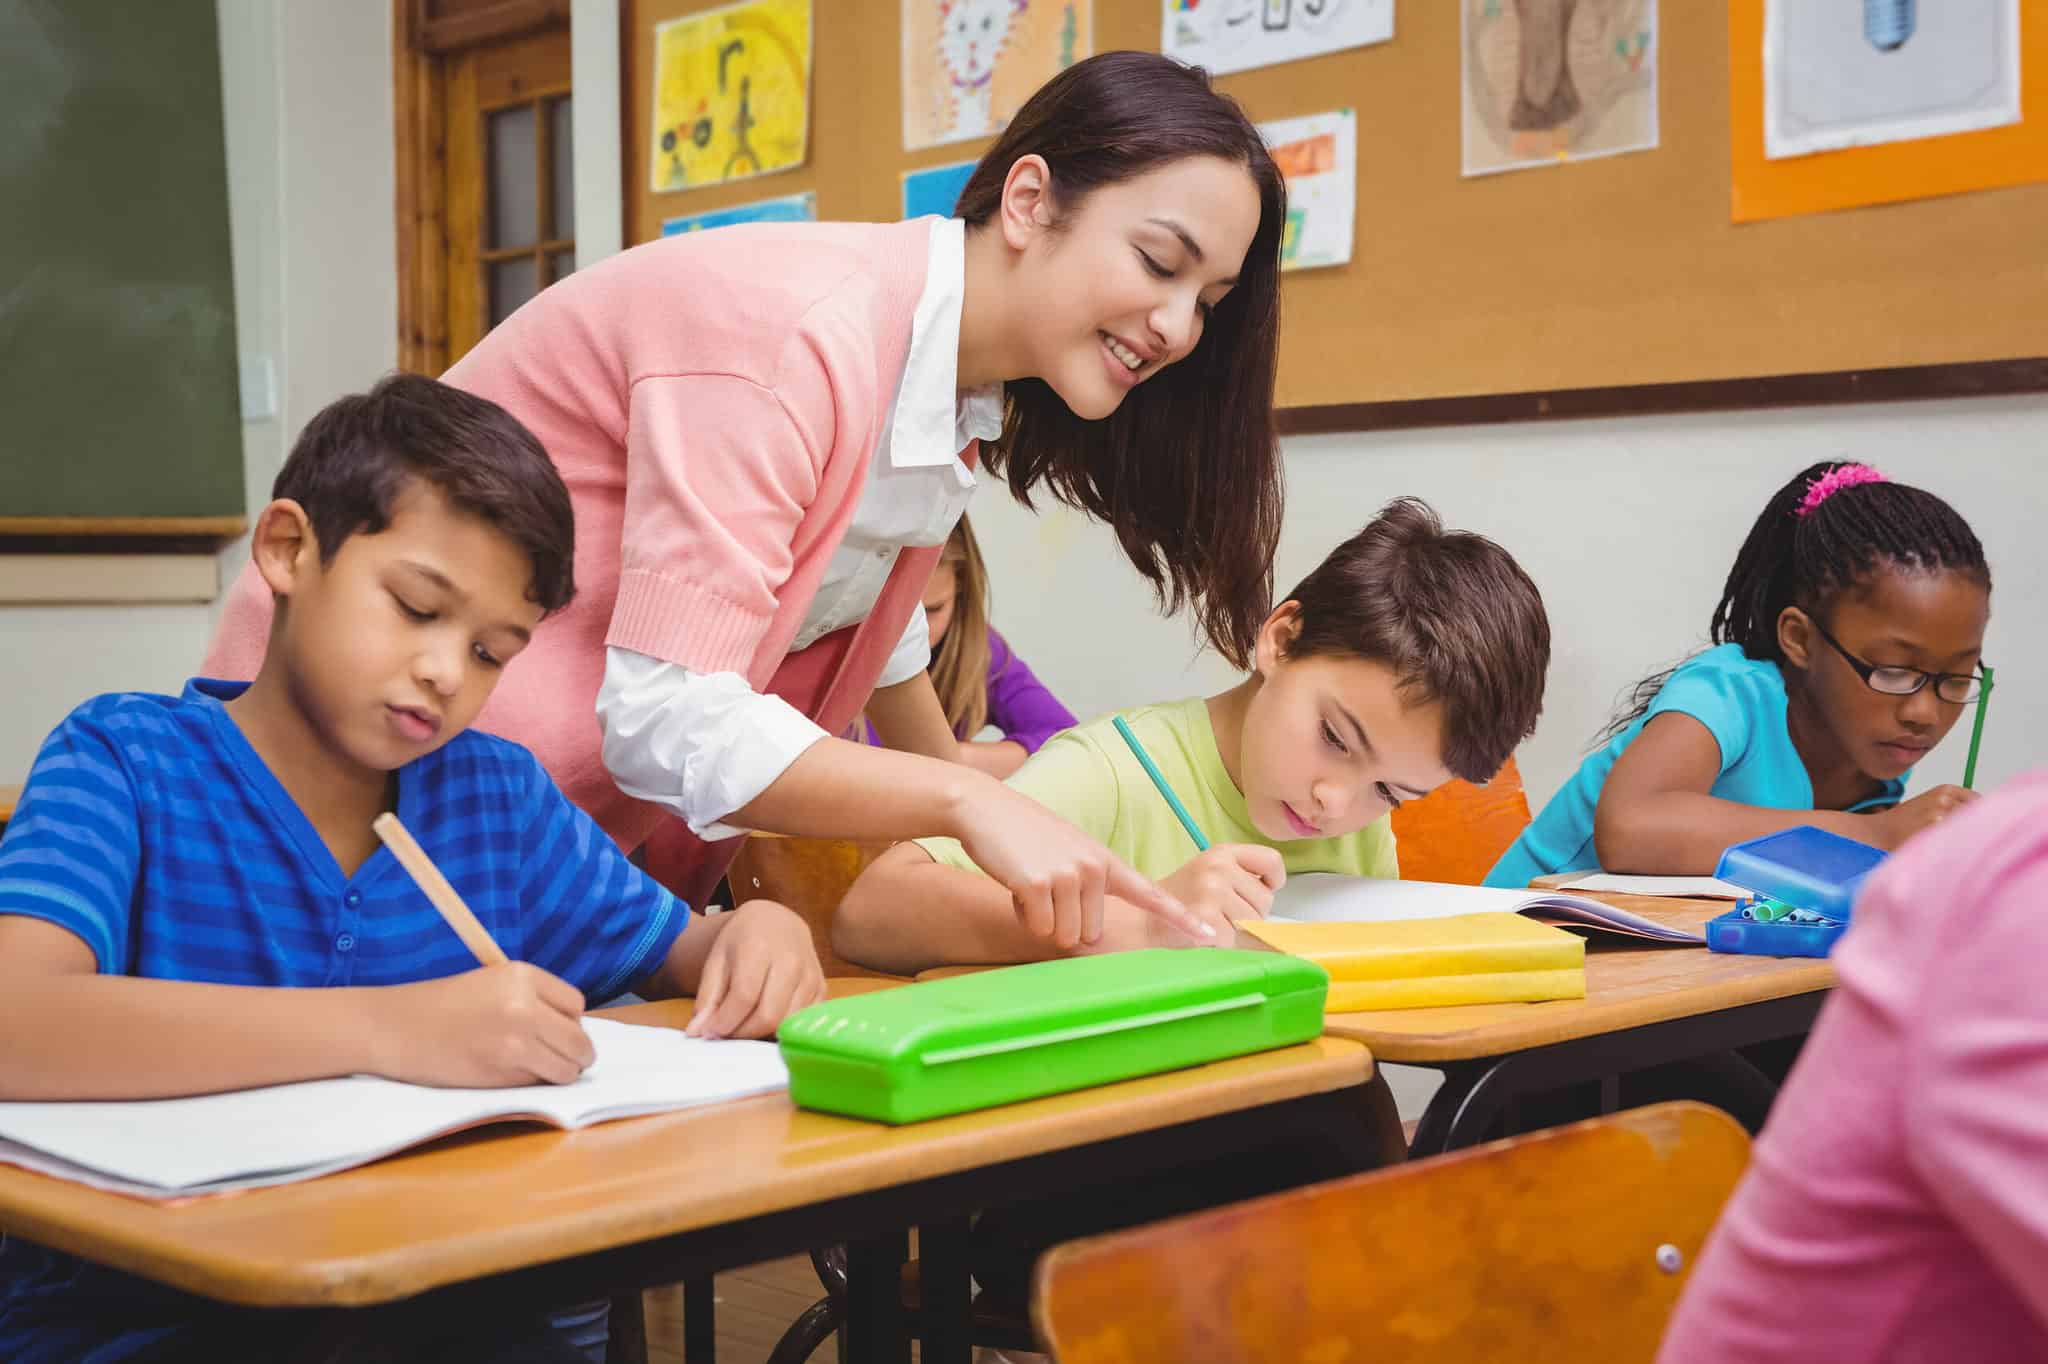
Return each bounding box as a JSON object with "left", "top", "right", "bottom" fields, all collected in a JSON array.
[{"left": 1796, "top": 463, "right": 1888, "bottom": 518}]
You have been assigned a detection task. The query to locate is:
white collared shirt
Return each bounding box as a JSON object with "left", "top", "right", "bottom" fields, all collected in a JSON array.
[{"left": 598, "top": 217, "right": 1003, "bottom": 841}]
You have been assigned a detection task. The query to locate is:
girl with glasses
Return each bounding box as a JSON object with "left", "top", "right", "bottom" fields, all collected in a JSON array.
[{"left": 1489, "top": 461, "right": 1991, "bottom": 886}]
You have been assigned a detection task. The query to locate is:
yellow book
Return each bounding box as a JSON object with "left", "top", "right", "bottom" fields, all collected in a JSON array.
[
  {"left": 1324, "top": 970, "right": 1587, "bottom": 1012},
  {"left": 1238, "top": 914, "right": 1587, "bottom": 1012}
]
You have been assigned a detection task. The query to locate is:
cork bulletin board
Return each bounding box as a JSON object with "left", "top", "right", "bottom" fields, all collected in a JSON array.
[{"left": 623, "top": 0, "right": 2048, "bottom": 425}]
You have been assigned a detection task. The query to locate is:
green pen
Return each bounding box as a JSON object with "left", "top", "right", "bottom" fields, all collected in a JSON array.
[
  {"left": 1112, "top": 715, "right": 1210, "bottom": 853},
  {"left": 1962, "top": 663, "right": 1995, "bottom": 791}
]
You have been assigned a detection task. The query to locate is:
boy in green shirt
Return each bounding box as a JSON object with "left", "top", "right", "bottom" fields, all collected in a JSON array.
[{"left": 835, "top": 498, "right": 1551, "bottom": 974}]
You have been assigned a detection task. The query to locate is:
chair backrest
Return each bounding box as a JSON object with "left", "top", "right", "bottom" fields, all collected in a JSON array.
[
  {"left": 1388, "top": 753, "right": 1533, "bottom": 884},
  {"left": 1034, "top": 1101, "right": 1750, "bottom": 1364},
  {"left": 724, "top": 834, "right": 904, "bottom": 979}
]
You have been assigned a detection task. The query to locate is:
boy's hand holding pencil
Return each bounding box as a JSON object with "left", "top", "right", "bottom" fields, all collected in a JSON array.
[
  {"left": 371, "top": 812, "right": 595, "bottom": 1087},
  {"left": 1159, "top": 844, "right": 1286, "bottom": 940},
  {"left": 368, "top": 962, "right": 596, "bottom": 1088}
]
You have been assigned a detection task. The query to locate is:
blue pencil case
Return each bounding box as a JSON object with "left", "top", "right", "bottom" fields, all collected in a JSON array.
[{"left": 1705, "top": 826, "right": 1888, "bottom": 958}]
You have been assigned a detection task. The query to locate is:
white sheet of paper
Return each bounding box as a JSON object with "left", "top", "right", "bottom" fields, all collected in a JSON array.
[
  {"left": 1559, "top": 874, "right": 1745, "bottom": 899},
  {"left": 1163, "top": 0, "right": 1394, "bottom": 80},
  {"left": 1764, "top": 0, "right": 2020, "bottom": 160},
  {"left": 0, "top": 1019, "right": 789, "bottom": 1198}
]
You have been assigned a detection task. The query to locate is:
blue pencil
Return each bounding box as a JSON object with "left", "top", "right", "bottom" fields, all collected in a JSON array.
[{"left": 1112, "top": 715, "right": 1211, "bottom": 853}]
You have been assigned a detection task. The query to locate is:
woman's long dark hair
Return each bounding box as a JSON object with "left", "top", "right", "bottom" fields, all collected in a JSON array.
[
  {"left": 1597, "top": 460, "right": 1990, "bottom": 743},
  {"left": 954, "top": 51, "right": 1286, "bottom": 670}
]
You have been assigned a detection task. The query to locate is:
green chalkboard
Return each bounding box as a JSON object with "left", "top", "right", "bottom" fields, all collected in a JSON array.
[{"left": 0, "top": 0, "right": 243, "bottom": 529}]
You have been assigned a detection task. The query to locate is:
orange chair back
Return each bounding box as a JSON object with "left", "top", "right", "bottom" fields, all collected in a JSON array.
[
  {"left": 723, "top": 834, "right": 905, "bottom": 979},
  {"left": 1035, "top": 1101, "right": 1750, "bottom": 1364},
  {"left": 1388, "top": 754, "right": 1532, "bottom": 884}
]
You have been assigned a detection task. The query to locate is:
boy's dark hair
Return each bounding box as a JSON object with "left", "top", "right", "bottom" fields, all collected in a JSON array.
[
  {"left": 956, "top": 51, "right": 1287, "bottom": 672},
  {"left": 1600, "top": 460, "right": 1990, "bottom": 742},
  {"left": 272, "top": 372, "right": 576, "bottom": 613},
  {"left": 1282, "top": 498, "right": 1550, "bottom": 784}
]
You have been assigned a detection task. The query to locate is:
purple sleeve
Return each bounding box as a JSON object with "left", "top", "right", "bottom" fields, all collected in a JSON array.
[{"left": 983, "top": 629, "right": 1078, "bottom": 754}]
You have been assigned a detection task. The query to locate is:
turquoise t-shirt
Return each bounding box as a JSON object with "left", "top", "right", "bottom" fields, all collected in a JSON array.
[{"left": 1485, "top": 644, "right": 1908, "bottom": 887}]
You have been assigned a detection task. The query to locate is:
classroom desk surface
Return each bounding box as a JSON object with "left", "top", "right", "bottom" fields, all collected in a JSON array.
[
  {"left": 910, "top": 892, "right": 1834, "bottom": 1160},
  {"left": 0, "top": 985, "right": 1376, "bottom": 1317},
  {"left": 1320, "top": 894, "right": 1834, "bottom": 1064}
]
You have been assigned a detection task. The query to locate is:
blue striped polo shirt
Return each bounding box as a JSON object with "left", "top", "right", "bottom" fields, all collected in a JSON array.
[{"left": 0, "top": 678, "right": 691, "bottom": 1361}]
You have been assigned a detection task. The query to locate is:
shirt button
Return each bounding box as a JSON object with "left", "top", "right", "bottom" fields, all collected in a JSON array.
[
  {"left": 344, "top": 890, "right": 362, "bottom": 908},
  {"left": 335, "top": 933, "right": 355, "bottom": 952}
]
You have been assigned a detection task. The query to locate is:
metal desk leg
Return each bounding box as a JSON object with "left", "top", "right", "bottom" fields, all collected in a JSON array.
[
  {"left": 844, "top": 1230, "right": 911, "bottom": 1364},
  {"left": 917, "top": 1218, "right": 975, "bottom": 1364},
  {"left": 684, "top": 1275, "right": 716, "bottom": 1364}
]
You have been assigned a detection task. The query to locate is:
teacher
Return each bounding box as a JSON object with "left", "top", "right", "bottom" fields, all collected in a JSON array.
[{"left": 206, "top": 52, "right": 1286, "bottom": 948}]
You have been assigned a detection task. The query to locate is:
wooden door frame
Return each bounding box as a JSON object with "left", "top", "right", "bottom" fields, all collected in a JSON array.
[{"left": 392, "top": 0, "right": 571, "bottom": 375}]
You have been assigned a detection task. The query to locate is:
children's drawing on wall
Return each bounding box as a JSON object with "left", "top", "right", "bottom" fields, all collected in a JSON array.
[
  {"left": 649, "top": 0, "right": 812, "bottom": 194},
  {"left": 1461, "top": 0, "right": 1657, "bottom": 177},
  {"left": 902, "top": 0, "right": 1092, "bottom": 152},
  {"left": 1764, "top": 0, "right": 2019, "bottom": 160},
  {"left": 901, "top": 159, "right": 979, "bottom": 219},
  {"left": 1258, "top": 110, "right": 1356, "bottom": 271},
  {"left": 661, "top": 190, "right": 818, "bottom": 237},
  {"left": 1161, "top": 0, "right": 1394, "bottom": 79}
]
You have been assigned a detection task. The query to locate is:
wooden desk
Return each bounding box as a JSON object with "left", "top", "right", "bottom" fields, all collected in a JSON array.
[
  {"left": 0, "top": 782, "right": 19, "bottom": 828},
  {"left": 1325, "top": 894, "right": 1832, "bottom": 1155},
  {"left": 0, "top": 989, "right": 1381, "bottom": 1364}
]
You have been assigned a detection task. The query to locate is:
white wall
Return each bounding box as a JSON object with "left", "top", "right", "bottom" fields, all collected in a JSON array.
[
  {"left": 970, "top": 394, "right": 2048, "bottom": 808},
  {"left": 0, "top": 1, "right": 395, "bottom": 781}
]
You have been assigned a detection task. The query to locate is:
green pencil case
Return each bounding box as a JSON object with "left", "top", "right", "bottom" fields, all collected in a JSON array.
[{"left": 777, "top": 949, "right": 1330, "bottom": 1124}]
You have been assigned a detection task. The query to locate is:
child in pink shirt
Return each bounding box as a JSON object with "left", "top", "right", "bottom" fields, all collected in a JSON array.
[{"left": 1659, "top": 768, "right": 2048, "bottom": 1363}]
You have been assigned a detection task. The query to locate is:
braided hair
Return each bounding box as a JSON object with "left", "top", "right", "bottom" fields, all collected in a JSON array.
[{"left": 1598, "top": 461, "right": 1990, "bottom": 743}]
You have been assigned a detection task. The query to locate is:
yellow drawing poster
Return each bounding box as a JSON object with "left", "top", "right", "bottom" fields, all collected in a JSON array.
[
  {"left": 649, "top": 0, "right": 812, "bottom": 194},
  {"left": 902, "top": 0, "right": 1092, "bottom": 152}
]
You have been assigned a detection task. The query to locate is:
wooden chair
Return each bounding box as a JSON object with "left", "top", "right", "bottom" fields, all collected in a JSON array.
[
  {"left": 1387, "top": 754, "right": 1532, "bottom": 884},
  {"left": 723, "top": 832, "right": 906, "bottom": 980},
  {"left": 1035, "top": 1100, "right": 1750, "bottom": 1364}
]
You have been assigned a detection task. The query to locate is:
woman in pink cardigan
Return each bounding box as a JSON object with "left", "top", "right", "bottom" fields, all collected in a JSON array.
[{"left": 205, "top": 52, "right": 1285, "bottom": 948}]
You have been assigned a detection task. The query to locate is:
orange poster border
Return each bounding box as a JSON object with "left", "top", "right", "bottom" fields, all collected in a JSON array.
[{"left": 1730, "top": 0, "right": 2048, "bottom": 222}]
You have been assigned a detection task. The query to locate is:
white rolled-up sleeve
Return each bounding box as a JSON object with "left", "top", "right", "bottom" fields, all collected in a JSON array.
[
  {"left": 874, "top": 606, "right": 933, "bottom": 690},
  {"left": 597, "top": 646, "right": 828, "bottom": 840}
]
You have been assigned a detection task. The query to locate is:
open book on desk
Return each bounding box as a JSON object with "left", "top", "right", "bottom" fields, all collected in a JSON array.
[
  {"left": 0, "top": 1018, "right": 789, "bottom": 1200},
  {"left": 1272, "top": 874, "right": 1704, "bottom": 945}
]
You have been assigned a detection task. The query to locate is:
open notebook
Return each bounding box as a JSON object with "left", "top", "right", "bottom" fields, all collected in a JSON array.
[
  {"left": 0, "top": 1018, "right": 789, "bottom": 1200},
  {"left": 1273, "top": 874, "right": 1704, "bottom": 945}
]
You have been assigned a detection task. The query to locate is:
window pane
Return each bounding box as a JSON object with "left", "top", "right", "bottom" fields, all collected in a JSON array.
[
  {"left": 487, "top": 105, "right": 537, "bottom": 249},
  {"left": 549, "top": 249, "right": 575, "bottom": 283},
  {"left": 489, "top": 256, "right": 539, "bottom": 326},
  {"left": 550, "top": 96, "right": 575, "bottom": 239}
]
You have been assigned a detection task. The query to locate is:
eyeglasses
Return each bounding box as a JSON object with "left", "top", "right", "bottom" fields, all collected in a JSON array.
[{"left": 1808, "top": 617, "right": 1991, "bottom": 704}]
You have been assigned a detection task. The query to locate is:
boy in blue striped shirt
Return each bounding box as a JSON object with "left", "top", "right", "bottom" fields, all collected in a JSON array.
[{"left": 0, "top": 375, "right": 824, "bottom": 1361}]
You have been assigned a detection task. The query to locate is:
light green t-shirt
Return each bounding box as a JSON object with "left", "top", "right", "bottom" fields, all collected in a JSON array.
[{"left": 917, "top": 696, "right": 1400, "bottom": 882}]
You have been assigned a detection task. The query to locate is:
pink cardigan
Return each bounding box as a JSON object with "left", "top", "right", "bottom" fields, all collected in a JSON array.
[{"left": 205, "top": 220, "right": 966, "bottom": 907}]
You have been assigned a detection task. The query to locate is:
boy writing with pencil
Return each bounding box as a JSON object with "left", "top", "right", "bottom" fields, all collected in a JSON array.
[{"left": 0, "top": 375, "right": 823, "bottom": 1361}]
